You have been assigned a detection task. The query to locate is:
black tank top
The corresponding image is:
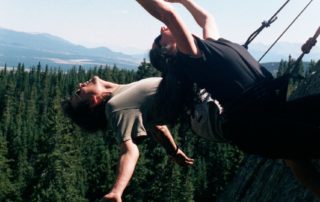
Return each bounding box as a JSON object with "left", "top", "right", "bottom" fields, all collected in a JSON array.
[{"left": 176, "top": 36, "right": 273, "bottom": 106}]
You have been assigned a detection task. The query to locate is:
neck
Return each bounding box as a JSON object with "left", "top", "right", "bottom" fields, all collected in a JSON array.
[{"left": 101, "top": 80, "right": 120, "bottom": 99}]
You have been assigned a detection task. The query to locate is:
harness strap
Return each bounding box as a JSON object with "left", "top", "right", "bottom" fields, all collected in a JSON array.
[{"left": 223, "top": 78, "right": 279, "bottom": 120}]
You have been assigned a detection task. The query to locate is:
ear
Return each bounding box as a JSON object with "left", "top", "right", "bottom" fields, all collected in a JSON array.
[{"left": 90, "top": 95, "right": 101, "bottom": 107}]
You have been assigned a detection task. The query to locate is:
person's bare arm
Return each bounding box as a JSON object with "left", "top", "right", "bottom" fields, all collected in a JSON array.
[
  {"left": 136, "top": 0, "right": 199, "bottom": 56},
  {"left": 101, "top": 140, "right": 139, "bottom": 202},
  {"left": 285, "top": 159, "right": 320, "bottom": 197},
  {"left": 165, "top": 0, "right": 220, "bottom": 40},
  {"left": 153, "top": 125, "right": 194, "bottom": 166}
]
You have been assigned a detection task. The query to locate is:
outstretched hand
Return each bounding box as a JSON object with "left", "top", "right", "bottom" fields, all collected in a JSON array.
[
  {"left": 171, "top": 148, "right": 194, "bottom": 166},
  {"left": 100, "top": 192, "right": 122, "bottom": 202}
]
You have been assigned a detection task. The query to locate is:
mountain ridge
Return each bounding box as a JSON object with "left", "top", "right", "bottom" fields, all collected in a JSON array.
[
  {"left": 0, "top": 27, "right": 319, "bottom": 70},
  {"left": 0, "top": 27, "right": 143, "bottom": 69}
]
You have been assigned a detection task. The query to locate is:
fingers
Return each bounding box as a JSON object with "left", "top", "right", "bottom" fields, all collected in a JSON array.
[
  {"left": 101, "top": 193, "right": 122, "bottom": 202},
  {"left": 184, "top": 156, "right": 195, "bottom": 165},
  {"left": 160, "top": 26, "right": 169, "bottom": 33},
  {"left": 172, "top": 153, "right": 194, "bottom": 166},
  {"left": 180, "top": 157, "right": 194, "bottom": 166},
  {"left": 184, "top": 158, "right": 194, "bottom": 165},
  {"left": 177, "top": 150, "right": 194, "bottom": 164}
]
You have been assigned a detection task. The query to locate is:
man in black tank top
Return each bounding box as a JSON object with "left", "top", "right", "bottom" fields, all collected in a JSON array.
[{"left": 138, "top": 0, "right": 320, "bottom": 196}]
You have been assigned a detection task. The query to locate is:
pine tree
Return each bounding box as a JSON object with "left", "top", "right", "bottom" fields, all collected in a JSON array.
[
  {"left": 305, "top": 60, "right": 317, "bottom": 78},
  {"left": 276, "top": 59, "right": 288, "bottom": 78},
  {"left": 80, "top": 131, "right": 117, "bottom": 201},
  {"left": 193, "top": 158, "right": 208, "bottom": 201},
  {"left": 12, "top": 93, "right": 33, "bottom": 200},
  {"left": 32, "top": 83, "right": 86, "bottom": 202},
  {"left": 135, "top": 59, "right": 160, "bottom": 80},
  {"left": 0, "top": 130, "right": 14, "bottom": 200}
]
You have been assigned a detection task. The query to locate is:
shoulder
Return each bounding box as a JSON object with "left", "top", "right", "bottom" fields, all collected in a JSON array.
[
  {"left": 136, "top": 77, "right": 163, "bottom": 86},
  {"left": 178, "top": 35, "right": 222, "bottom": 55},
  {"left": 106, "top": 78, "right": 162, "bottom": 113}
]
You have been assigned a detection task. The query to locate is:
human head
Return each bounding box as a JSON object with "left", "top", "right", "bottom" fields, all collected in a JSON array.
[
  {"left": 149, "top": 26, "right": 177, "bottom": 73},
  {"left": 157, "top": 26, "right": 177, "bottom": 54},
  {"left": 61, "top": 76, "right": 109, "bottom": 132}
]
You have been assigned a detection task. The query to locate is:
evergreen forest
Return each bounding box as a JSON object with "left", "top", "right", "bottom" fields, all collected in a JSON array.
[{"left": 1, "top": 58, "right": 319, "bottom": 202}]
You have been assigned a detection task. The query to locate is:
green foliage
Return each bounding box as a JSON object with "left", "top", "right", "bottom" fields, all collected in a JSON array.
[
  {"left": 0, "top": 62, "right": 249, "bottom": 201},
  {"left": 0, "top": 131, "right": 14, "bottom": 200},
  {"left": 136, "top": 59, "right": 161, "bottom": 80}
]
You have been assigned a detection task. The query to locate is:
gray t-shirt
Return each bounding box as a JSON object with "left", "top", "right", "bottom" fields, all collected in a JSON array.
[{"left": 105, "top": 77, "right": 162, "bottom": 143}]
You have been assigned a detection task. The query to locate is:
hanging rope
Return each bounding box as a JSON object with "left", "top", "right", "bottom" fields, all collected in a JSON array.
[
  {"left": 243, "top": 0, "right": 290, "bottom": 49},
  {"left": 258, "top": 0, "right": 315, "bottom": 62},
  {"left": 287, "top": 26, "right": 320, "bottom": 78}
]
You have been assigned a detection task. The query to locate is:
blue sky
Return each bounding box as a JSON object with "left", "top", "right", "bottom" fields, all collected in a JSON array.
[{"left": 0, "top": 0, "right": 319, "bottom": 53}]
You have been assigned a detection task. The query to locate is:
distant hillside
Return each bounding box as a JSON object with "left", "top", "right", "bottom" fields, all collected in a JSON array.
[
  {"left": 1, "top": 27, "right": 319, "bottom": 70},
  {"left": 249, "top": 42, "right": 320, "bottom": 63},
  {"left": 0, "top": 27, "right": 143, "bottom": 69}
]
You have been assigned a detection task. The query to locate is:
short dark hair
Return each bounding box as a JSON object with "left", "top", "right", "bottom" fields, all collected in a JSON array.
[
  {"left": 61, "top": 97, "right": 108, "bottom": 133},
  {"left": 149, "top": 34, "right": 174, "bottom": 73}
]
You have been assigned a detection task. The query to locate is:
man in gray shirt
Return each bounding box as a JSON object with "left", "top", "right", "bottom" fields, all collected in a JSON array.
[{"left": 62, "top": 76, "right": 194, "bottom": 202}]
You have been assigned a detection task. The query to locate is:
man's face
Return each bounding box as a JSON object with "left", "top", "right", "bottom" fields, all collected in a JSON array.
[
  {"left": 159, "top": 26, "right": 177, "bottom": 54},
  {"left": 70, "top": 76, "right": 102, "bottom": 109}
]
